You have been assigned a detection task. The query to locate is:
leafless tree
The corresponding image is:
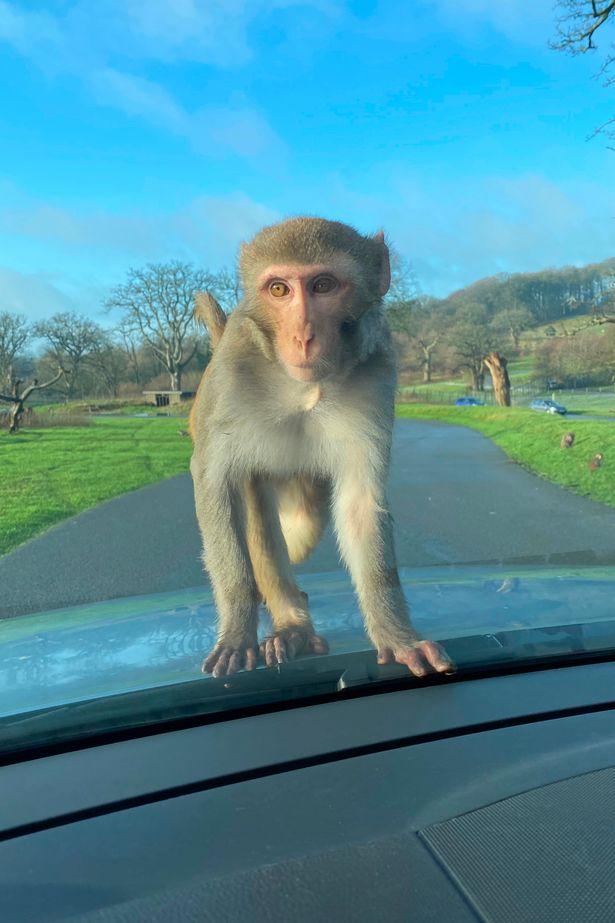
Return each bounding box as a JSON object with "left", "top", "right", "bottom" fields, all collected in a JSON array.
[
  {"left": 0, "top": 370, "right": 63, "bottom": 433},
  {"left": 404, "top": 299, "right": 448, "bottom": 383},
  {"left": 448, "top": 305, "right": 499, "bottom": 391},
  {"left": 88, "top": 332, "right": 128, "bottom": 397},
  {"left": 385, "top": 252, "right": 421, "bottom": 338},
  {"left": 35, "top": 312, "right": 102, "bottom": 399},
  {"left": 106, "top": 262, "right": 214, "bottom": 391},
  {"left": 210, "top": 266, "right": 242, "bottom": 311},
  {"left": 490, "top": 306, "right": 534, "bottom": 350},
  {"left": 552, "top": 1, "right": 615, "bottom": 141},
  {"left": 116, "top": 318, "right": 144, "bottom": 385},
  {"left": 0, "top": 311, "right": 31, "bottom": 388}
]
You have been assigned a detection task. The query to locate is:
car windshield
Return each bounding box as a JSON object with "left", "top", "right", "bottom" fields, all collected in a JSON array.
[{"left": 1, "top": 1, "right": 615, "bottom": 746}]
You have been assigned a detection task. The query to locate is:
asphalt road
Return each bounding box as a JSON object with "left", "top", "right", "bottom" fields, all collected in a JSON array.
[{"left": 3, "top": 419, "right": 615, "bottom": 618}]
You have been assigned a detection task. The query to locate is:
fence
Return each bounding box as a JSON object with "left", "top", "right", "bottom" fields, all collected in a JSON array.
[{"left": 399, "top": 384, "right": 615, "bottom": 407}]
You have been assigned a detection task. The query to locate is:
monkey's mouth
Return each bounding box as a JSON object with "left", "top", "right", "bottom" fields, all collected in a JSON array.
[{"left": 285, "top": 363, "right": 323, "bottom": 382}]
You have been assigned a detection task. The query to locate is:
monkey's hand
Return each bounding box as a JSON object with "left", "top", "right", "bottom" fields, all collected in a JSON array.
[
  {"left": 377, "top": 640, "right": 455, "bottom": 678},
  {"left": 202, "top": 641, "right": 259, "bottom": 678},
  {"left": 260, "top": 629, "right": 329, "bottom": 667}
]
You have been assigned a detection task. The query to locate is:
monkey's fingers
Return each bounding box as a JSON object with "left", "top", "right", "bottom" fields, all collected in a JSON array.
[
  {"left": 261, "top": 633, "right": 300, "bottom": 666},
  {"left": 308, "top": 634, "right": 329, "bottom": 655},
  {"left": 260, "top": 630, "right": 329, "bottom": 667},
  {"left": 392, "top": 646, "right": 431, "bottom": 677},
  {"left": 414, "top": 640, "right": 456, "bottom": 674},
  {"left": 378, "top": 640, "right": 455, "bottom": 678},
  {"left": 202, "top": 644, "right": 259, "bottom": 678}
]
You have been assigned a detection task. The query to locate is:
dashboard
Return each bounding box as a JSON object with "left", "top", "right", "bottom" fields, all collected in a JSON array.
[{"left": 3, "top": 658, "right": 615, "bottom": 921}]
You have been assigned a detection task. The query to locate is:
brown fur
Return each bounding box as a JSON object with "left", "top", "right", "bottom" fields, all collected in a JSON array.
[{"left": 190, "top": 217, "right": 452, "bottom": 678}]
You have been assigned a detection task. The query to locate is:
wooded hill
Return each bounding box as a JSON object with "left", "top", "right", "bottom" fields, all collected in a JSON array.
[{"left": 440, "top": 256, "right": 615, "bottom": 325}]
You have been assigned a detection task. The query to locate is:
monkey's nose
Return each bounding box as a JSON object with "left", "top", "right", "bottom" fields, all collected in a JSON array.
[{"left": 294, "top": 324, "right": 315, "bottom": 358}]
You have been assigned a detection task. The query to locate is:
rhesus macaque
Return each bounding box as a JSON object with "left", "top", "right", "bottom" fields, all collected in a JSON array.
[
  {"left": 190, "top": 217, "right": 453, "bottom": 679},
  {"left": 560, "top": 432, "right": 575, "bottom": 449},
  {"left": 588, "top": 453, "right": 604, "bottom": 471}
]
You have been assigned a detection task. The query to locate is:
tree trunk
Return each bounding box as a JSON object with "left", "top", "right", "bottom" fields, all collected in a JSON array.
[
  {"left": 170, "top": 369, "right": 181, "bottom": 391},
  {"left": 8, "top": 399, "right": 24, "bottom": 434},
  {"left": 422, "top": 351, "right": 432, "bottom": 383},
  {"left": 470, "top": 365, "right": 485, "bottom": 391},
  {"left": 484, "top": 352, "right": 511, "bottom": 407}
]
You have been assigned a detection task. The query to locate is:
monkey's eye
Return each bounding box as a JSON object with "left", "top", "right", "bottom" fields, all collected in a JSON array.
[
  {"left": 269, "top": 281, "right": 290, "bottom": 298},
  {"left": 312, "top": 276, "right": 337, "bottom": 294}
]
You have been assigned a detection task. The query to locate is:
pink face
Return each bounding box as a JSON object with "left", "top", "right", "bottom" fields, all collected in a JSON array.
[{"left": 258, "top": 263, "right": 354, "bottom": 382}]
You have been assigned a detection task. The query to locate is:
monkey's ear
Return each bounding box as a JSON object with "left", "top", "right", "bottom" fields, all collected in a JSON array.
[{"left": 374, "top": 230, "right": 391, "bottom": 296}]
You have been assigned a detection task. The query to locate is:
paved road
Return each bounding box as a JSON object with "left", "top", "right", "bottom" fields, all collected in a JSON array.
[{"left": 3, "top": 419, "right": 615, "bottom": 618}]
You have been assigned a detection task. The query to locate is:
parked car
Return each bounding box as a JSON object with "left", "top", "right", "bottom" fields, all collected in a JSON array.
[
  {"left": 455, "top": 396, "right": 485, "bottom": 406},
  {"left": 530, "top": 398, "right": 567, "bottom": 415}
]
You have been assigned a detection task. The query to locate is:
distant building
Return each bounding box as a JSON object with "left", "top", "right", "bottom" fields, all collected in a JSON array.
[{"left": 142, "top": 390, "right": 195, "bottom": 408}]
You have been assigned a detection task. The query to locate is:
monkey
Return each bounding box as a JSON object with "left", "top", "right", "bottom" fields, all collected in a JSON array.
[
  {"left": 189, "top": 217, "right": 454, "bottom": 679},
  {"left": 560, "top": 432, "right": 575, "bottom": 449},
  {"left": 588, "top": 453, "right": 604, "bottom": 471}
]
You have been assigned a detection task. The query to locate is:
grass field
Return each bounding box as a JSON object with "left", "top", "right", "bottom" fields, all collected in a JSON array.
[
  {"left": 2, "top": 403, "right": 615, "bottom": 558},
  {"left": 397, "top": 403, "right": 615, "bottom": 507},
  {"left": 0, "top": 418, "right": 192, "bottom": 556},
  {"left": 33, "top": 398, "right": 189, "bottom": 416}
]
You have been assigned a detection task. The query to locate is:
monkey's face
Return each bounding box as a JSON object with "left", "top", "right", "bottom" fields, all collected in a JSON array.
[{"left": 256, "top": 260, "right": 368, "bottom": 382}]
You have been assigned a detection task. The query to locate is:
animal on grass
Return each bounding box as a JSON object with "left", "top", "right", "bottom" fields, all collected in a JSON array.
[
  {"left": 560, "top": 432, "right": 575, "bottom": 449},
  {"left": 588, "top": 453, "right": 604, "bottom": 471},
  {"left": 189, "top": 216, "right": 453, "bottom": 680}
]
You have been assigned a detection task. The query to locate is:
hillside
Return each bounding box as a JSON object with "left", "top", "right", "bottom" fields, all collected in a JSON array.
[{"left": 440, "top": 256, "right": 615, "bottom": 327}]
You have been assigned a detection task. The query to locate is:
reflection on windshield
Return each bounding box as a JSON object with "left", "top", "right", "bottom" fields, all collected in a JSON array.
[{"left": 4, "top": 567, "right": 615, "bottom": 718}]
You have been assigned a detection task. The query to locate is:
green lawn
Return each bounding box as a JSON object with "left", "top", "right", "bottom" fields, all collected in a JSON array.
[
  {"left": 3, "top": 404, "right": 615, "bottom": 559},
  {"left": 398, "top": 403, "right": 615, "bottom": 507},
  {"left": 547, "top": 391, "right": 615, "bottom": 415},
  {"left": 507, "top": 356, "right": 536, "bottom": 383},
  {"left": 0, "top": 418, "right": 192, "bottom": 555},
  {"left": 34, "top": 399, "right": 188, "bottom": 416}
]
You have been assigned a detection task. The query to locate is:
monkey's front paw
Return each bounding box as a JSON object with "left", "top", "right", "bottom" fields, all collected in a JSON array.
[
  {"left": 260, "top": 629, "right": 329, "bottom": 667},
  {"left": 377, "top": 640, "right": 455, "bottom": 678},
  {"left": 202, "top": 643, "right": 259, "bottom": 678}
]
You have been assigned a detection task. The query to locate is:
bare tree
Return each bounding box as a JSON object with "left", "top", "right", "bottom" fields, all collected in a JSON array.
[
  {"left": 448, "top": 306, "right": 498, "bottom": 391},
  {"left": 210, "top": 266, "right": 242, "bottom": 311},
  {"left": 116, "top": 318, "right": 144, "bottom": 385},
  {"left": 552, "top": 1, "right": 615, "bottom": 141},
  {"left": 106, "top": 262, "right": 214, "bottom": 391},
  {"left": 385, "top": 252, "right": 421, "bottom": 337},
  {"left": 89, "top": 332, "right": 128, "bottom": 397},
  {"left": 490, "top": 305, "right": 534, "bottom": 350},
  {"left": 0, "top": 370, "right": 63, "bottom": 433},
  {"left": 0, "top": 312, "right": 30, "bottom": 387},
  {"left": 404, "top": 299, "right": 448, "bottom": 383},
  {"left": 35, "top": 312, "right": 102, "bottom": 399}
]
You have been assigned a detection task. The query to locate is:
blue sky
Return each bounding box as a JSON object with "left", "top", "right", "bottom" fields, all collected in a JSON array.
[{"left": 0, "top": 0, "right": 614, "bottom": 320}]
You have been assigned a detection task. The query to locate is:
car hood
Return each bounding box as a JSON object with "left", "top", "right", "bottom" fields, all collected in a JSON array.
[{"left": 3, "top": 564, "right": 615, "bottom": 718}]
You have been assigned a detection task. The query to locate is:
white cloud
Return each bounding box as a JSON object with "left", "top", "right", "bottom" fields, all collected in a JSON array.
[
  {"left": 3, "top": 171, "right": 612, "bottom": 310},
  {"left": 0, "top": 187, "right": 281, "bottom": 320},
  {"left": 432, "top": 0, "right": 552, "bottom": 44},
  {"left": 0, "top": 0, "right": 320, "bottom": 158},
  {"left": 0, "top": 267, "right": 77, "bottom": 319},
  {"left": 323, "top": 170, "right": 615, "bottom": 296},
  {"left": 174, "top": 193, "right": 280, "bottom": 260},
  {"left": 0, "top": 187, "right": 279, "bottom": 265}
]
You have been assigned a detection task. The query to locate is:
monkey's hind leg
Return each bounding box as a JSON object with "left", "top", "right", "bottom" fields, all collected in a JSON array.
[{"left": 244, "top": 477, "right": 328, "bottom": 667}]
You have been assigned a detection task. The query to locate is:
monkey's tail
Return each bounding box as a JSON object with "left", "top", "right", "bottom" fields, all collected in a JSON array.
[{"left": 194, "top": 291, "right": 227, "bottom": 348}]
